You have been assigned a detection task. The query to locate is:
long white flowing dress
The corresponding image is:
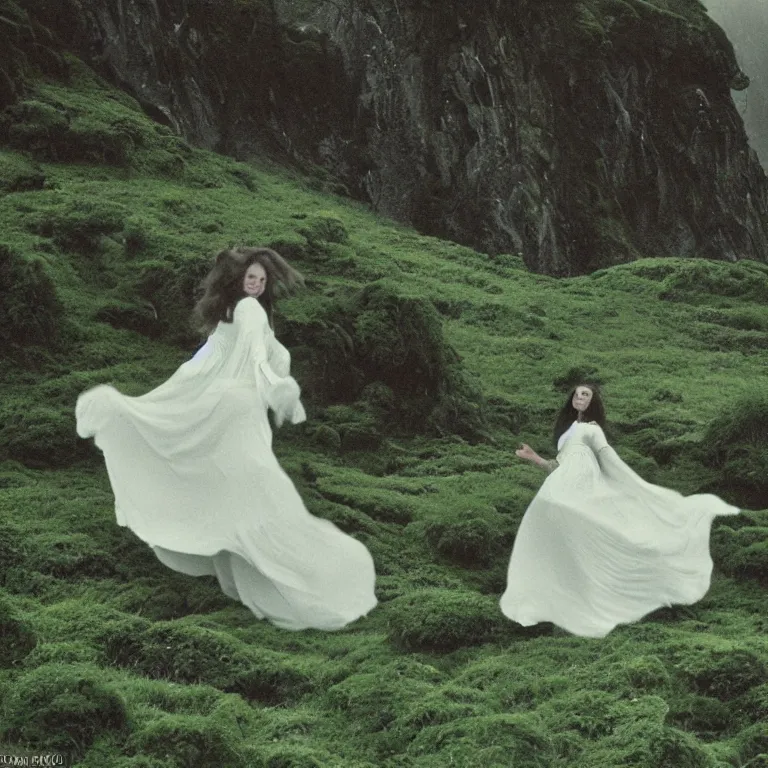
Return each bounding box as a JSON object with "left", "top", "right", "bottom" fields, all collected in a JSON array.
[
  {"left": 500, "top": 421, "right": 739, "bottom": 638},
  {"left": 76, "top": 297, "right": 377, "bottom": 630}
]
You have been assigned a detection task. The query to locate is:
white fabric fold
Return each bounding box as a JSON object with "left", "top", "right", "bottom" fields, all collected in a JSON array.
[
  {"left": 501, "top": 422, "right": 739, "bottom": 637},
  {"left": 76, "top": 297, "right": 376, "bottom": 630}
]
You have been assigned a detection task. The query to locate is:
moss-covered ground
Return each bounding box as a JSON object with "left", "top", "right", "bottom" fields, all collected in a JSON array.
[{"left": 0, "top": 49, "right": 767, "bottom": 768}]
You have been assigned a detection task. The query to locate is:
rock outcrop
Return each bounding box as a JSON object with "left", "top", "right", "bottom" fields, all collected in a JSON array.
[{"left": 12, "top": 0, "right": 768, "bottom": 273}]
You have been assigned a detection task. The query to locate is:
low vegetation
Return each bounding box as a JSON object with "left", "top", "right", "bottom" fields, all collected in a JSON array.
[{"left": 0, "top": 35, "right": 766, "bottom": 768}]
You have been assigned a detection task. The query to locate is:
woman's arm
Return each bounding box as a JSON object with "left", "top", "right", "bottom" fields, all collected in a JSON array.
[
  {"left": 235, "top": 298, "right": 303, "bottom": 426},
  {"left": 516, "top": 443, "right": 558, "bottom": 472}
]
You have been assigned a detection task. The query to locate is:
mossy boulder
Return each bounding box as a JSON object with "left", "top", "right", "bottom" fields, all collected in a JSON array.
[
  {"left": 0, "top": 244, "right": 63, "bottom": 348},
  {"left": 103, "top": 621, "right": 312, "bottom": 703},
  {"left": 0, "top": 401, "right": 85, "bottom": 467},
  {"left": 385, "top": 588, "right": 508, "bottom": 652},
  {"left": 22, "top": 640, "right": 101, "bottom": 667},
  {"left": 3, "top": 74, "right": 189, "bottom": 171},
  {"left": 0, "top": 594, "right": 36, "bottom": 667},
  {"left": 22, "top": 531, "right": 117, "bottom": 579},
  {"left": 677, "top": 647, "right": 768, "bottom": 702},
  {"left": 94, "top": 299, "right": 161, "bottom": 336},
  {"left": 0, "top": 149, "right": 45, "bottom": 192},
  {"left": 711, "top": 524, "right": 768, "bottom": 585},
  {"left": 421, "top": 506, "right": 514, "bottom": 567},
  {"left": 297, "top": 211, "right": 349, "bottom": 244},
  {"left": 325, "top": 668, "right": 438, "bottom": 732},
  {"left": 283, "top": 281, "right": 485, "bottom": 439},
  {"left": 406, "top": 712, "right": 555, "bottom": 767},
  {"left": 735, "top": 722, "right": 768, "bottom": 767},
  {"left": 667, "top": 693, "right": 733, "bottom": 737},
  {"left": 30, "top": 196, "right": 127, "bottom": 252},
  {"left": 0, "top": 662, "right": 128, "bottom": 757},
  {"left": 126, "top": 713, "right": 245, "bottom": 768},
  {"left": 704, "top": 389, "right": 768, "bottom": 508},
  {"left": 658, "top": 259, "right": 768, "bottom": 303}
]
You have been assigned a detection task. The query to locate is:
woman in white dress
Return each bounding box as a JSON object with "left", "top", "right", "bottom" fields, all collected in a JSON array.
[
  {"left": 76, "top": 246, "right": 377, "bottom": 630},
  {"left": 500, "top": 384, "right": 739, "bottom": 638}
]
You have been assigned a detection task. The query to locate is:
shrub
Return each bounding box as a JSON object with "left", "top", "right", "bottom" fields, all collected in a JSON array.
[
  {"left": 121, "top": 214, "right": 154, "bottom": 256},
  {"left": 385, "top": 588, "right": 507, "bottom": 652},
  {"left": 620, "top": 654, "right": 672, "bottom": 693},
  {"left": 391, "top": 687, "right": 490, "bottom": 743},
  {"left": 0, "top": 244, "right": 63, "bottom": 348},
  {"left": 0, "top": 663, "right": 128, "bottom": 757},
  {"left": 692, "top": 323, "right": 768, "bottom": 354},
  {"left": 315, "top": 484, "right": 414, "bottom": 526},
  {"left": 259, "top": 744, "right": 363, "bottom": 768}
]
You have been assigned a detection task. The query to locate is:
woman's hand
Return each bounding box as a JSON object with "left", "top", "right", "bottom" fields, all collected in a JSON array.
[{"left": 516, "top": 443, "right": 537, "bottom": 462}]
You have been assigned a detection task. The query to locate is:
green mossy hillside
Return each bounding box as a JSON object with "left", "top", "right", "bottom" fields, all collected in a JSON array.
[{"left": 0, "top": 50, "right": 766, "bottom": 768}]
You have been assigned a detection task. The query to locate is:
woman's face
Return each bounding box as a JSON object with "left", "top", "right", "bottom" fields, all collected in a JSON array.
[
  {"left": 243, "top": 263, "right": 267, "bottom": 298},
  {"left": 572, "top": 386, "right": 594, "bottom": 413}
]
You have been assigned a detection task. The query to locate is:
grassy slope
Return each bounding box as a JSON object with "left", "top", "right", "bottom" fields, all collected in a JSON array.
[{"left": 0, "top": 59, "right": 767, "bottom": 768}]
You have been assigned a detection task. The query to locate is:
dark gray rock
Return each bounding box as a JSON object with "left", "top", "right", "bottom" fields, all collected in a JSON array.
[{"left": 15, "top": 0, "right": 768, "bottom": 274}]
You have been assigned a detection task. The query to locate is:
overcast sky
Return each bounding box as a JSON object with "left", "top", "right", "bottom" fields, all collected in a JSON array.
[{"left": 702, "top": 0, "right": 768, "bottom": 165}]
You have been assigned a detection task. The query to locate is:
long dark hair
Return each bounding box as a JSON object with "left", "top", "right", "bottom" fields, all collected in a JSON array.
[
  {"left": 193, "top": 246, "right": 304, "bottom": 335},
  {"left": 553, "top": 383, "right": 606, "bottom": 446}
]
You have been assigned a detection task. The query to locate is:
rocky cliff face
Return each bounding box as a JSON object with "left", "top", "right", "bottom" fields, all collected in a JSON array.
[{"left": 12, "top": 0, "right": 768, "bottom": 274}]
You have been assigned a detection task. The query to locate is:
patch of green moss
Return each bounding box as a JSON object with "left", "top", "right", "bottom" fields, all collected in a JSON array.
[
  {"left": 385, "top": 588, "right": 509, "bottom": 653},
  {"left": 0, "top": 593, "right": 36, "bottom": 666},
  {"left": 0, "top": 662, "right": 128, "bottom": 757},
  {"left": 125, "top": 713, "right": 245, "bottom": 768}
]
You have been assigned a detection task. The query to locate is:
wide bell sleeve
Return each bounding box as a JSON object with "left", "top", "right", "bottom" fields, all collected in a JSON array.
[
  {"left": 234, "top": 298, "right": 304, "bottom": 427},
  {"left": 266, "top": 328, "right": 306, "bottom": 426}
]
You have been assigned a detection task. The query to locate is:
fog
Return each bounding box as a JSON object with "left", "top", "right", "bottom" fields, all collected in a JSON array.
[{"left": 703, "top": 0, "right": 768, "bottom": 167}]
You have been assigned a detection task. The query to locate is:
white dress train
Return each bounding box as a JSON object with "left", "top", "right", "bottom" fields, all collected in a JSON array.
[
  {"left": 76, "top": 297, "right": 377, "bottom": 630},
  {"left": 500, "top": 422, "right": 739, "bottom": 638}
]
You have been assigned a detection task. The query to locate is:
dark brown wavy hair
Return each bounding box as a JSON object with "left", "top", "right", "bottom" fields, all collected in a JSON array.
[
  {"left": 553, "top": 383, "right": 606, "bottom": 447},
  {"left": 193, "top": 246, "right": 304, "bottom": 335}
]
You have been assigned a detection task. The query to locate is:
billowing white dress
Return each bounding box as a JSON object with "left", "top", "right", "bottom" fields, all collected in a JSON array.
[
  {"left": 500, "top": 421, "right": 739, "bottom": 638},
  {"left": 76, "top": 297, "right": 377, "bottom": 630}
]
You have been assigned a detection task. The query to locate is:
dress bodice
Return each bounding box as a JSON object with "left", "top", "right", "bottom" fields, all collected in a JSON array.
[
  {"left": 191, "top": 303, "right": 291, "bottom": 377},
  {"left": 557, "top": 421, "right": 579, "bottom": 451},
  {"left": 556, "top": 421, "right": 609, "bottom": 460}
]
